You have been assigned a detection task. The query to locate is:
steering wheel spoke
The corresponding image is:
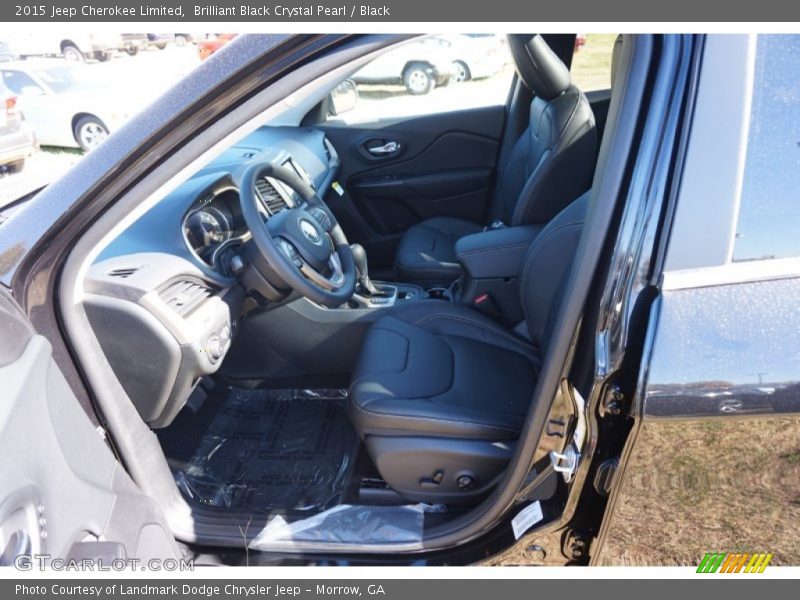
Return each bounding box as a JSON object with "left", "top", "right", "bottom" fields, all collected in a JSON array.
[
  {"left": 276, "top": 235, "right": 344, "bottom": 291},
  {"left": 277, "top": 237, "right": 303, "bottom": 268},
  {"left": 297, "top": 250, "right": 345, "bottom": 291}
]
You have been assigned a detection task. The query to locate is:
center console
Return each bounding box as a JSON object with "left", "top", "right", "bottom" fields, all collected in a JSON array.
[
  {"left": 451, "top": 224, "right": 542, "bottom": 325},
  {"left": 349, "top": 281, "right": 424, "bottom": 308},
  {"left": 348, "top": 224, "right": 542, "bottom": 324}
]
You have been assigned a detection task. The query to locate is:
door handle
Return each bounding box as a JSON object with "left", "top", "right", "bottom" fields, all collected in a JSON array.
[{"left": 367, "top": 141, "right": 402, "bottom": 156}]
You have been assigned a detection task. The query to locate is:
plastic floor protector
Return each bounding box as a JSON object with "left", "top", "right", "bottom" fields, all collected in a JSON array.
[
  {"left": 159, "top": 387, "right": 359, "bottom": 514},
  {"left": 249, "top": 503, "right": 427, "bottom": 547}
]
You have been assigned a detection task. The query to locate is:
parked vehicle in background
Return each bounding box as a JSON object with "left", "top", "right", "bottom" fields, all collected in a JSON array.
[
  {"left": 438, "top": 34, "right": 507, "bottom": 82},
  {"left": 3, "top": 33, "right": 123, "bottom": 62},
  {"left": 147, "top": 34, "right": 175, "bottom": 50},
  {"left": 120, "top": 34, "right": 148, "bottom": 56},
  {"left": 0, "top": 41, "right": 14, "bottom": 63},
  {"left": 0, "top": 80, "right": 36, "bottom": 174},
  {"left": 197, "top": 34, "right": 237, "bottom": 60},
  {"left": 173, "top": 34, "right": 193, "bottom": 47},
  {"left": 0, "top": 60, "right": 139, "bottom": 150},
  {"left": 352, "top": 37, "right": 456, "bottom": 94}
]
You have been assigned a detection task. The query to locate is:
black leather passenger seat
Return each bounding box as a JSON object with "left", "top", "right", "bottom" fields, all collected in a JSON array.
[
  {"left": 394, "top": 35, "right": 597, "bottom": 284},
  {"left": 350, "top": 190, "right": 590, "bottom": 504}
]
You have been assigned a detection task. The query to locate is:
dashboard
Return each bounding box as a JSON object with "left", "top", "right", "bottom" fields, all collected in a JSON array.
[
  {"left": 179, "top": 155, "right": 317, "bottom": 277},
  {"left": 96, "top": 126, "right": 340, "bottom": 284},
  {"left": 84, "top": 125, "right": 341, "bottom": 429}
]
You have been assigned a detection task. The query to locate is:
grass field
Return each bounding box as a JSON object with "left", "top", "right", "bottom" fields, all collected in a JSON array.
[{"left": 571, "top": 33, "right": 618, "bottom": 91}]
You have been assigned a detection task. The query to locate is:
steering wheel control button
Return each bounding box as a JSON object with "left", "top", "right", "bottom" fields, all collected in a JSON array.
[{"left": 308, "top": 206, "right": 332, "bottom": 231}]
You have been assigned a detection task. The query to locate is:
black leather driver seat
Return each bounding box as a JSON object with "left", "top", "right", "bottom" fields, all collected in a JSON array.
[
  {"left": 350, "top": 191, "right": 589, "bottom": 504},
  {"left": 394, "top": 35, "right": 596, "bottom": 285}
]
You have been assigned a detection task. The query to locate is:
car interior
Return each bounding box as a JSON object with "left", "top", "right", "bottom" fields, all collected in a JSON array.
[{"left": 71, "top": 33, "right": 627, "bottom": 551}]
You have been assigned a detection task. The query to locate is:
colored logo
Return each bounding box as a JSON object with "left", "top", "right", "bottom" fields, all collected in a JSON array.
[{"left": 697, "top": 552, "right": 773, "bottom": 573}]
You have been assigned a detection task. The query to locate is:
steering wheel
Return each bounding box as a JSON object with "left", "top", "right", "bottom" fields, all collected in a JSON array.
[{"left": 236, "top": 161, "right": 356, "bottom": 307}]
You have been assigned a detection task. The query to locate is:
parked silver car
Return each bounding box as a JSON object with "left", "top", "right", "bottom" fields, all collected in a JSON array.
[
  {"left": 0, "top": 60, "right": 139, "bottom": 150},
  {"left": 352, "top": 37, "right": 456, "bottom": 95}
]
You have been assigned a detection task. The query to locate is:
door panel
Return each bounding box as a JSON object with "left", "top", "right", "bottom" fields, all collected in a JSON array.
[
  {"left": 0, "top": 288, "right": 177, "bottom": 565},
  {"left": 321, "top": 104, "right": 505, "bottom": 268},
  {"left": 595, "top": 279, "right": 800, "bottom": 565}
]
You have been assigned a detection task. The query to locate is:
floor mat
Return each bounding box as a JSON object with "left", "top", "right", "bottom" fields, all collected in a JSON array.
[{"left": 158, "top": 386, "right": 359, "bottom": 515}]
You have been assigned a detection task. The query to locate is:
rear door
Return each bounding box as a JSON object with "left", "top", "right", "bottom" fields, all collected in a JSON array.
[
  {"left": 0, "top": 285, "right": 179, "bottom": 567},
  {"left": 318, "top": 35, "right": 516, "bottom": 269}
]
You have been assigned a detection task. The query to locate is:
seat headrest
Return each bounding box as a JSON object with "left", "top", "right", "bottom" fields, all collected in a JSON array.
[{"left": 507, "top": 34, "right": 572, "bottom": 100}]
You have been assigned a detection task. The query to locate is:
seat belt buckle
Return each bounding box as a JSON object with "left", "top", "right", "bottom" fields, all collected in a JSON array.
[
  {"left": 484, "top": 219, "right": 506, "bottom": 231},
  {"left": 473, "top": 293, "right": 502, "bottom": 319}
]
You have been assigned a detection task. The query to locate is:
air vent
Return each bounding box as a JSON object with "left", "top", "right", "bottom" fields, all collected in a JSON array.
[
  {"left": 323, "top": 137, "right": 334, "bottom": 163},
  {"left": 255, "top": 177, "right": 288, "bottom": 215},
  {"left": 159, "top": 279, "right": 215, "bottom": 317},
  {"left": 108, "top": 267, "right": 139, "bottom": 278}
]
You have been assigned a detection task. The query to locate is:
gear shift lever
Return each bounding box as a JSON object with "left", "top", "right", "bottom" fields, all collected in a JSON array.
[{"left": 350, "top": 243, "right": 386, "bottom": 297}]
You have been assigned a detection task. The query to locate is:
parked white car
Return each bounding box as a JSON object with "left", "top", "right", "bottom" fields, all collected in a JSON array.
[
  {"left": 442, "top": 34, "right": 508, "bottom": 82},
  {"left": 0, "top": 61, "right": 140, "bottom": 150},
  {"left": 2, "top": 33, "right": 125, "bottom": 63},
  {"left": 352, "top": 37, "right": 456, "bottom": 95}
]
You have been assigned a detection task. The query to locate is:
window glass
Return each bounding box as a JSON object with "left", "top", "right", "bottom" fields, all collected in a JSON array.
[
  {"left": 329, "top": 35, "right": 515, "bottom": 124},
  {"left": 733, "top": 34, "right": 800, "bottom": 262},
  {"left": 2, "top": 70, "right": 40, "bottom": 95},
  {"left": 570, "top": 33, "right": 617, "bottom": 92}
]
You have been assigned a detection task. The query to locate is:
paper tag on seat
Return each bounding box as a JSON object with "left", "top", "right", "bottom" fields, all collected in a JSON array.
[{"left": 511, "top": 500, "right": 543, "bottom": 540}]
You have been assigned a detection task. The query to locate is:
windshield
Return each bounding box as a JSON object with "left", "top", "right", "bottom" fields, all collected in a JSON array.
[{"left": 34, "top": 67, "right": 100, "bottom": 94}]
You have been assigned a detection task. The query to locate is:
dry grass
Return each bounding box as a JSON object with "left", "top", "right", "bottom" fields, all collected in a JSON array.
[
  {"left": 571, "top": 33, "right": 618, "bottom": 92},
  {"left": 596, "top": 417, "right": 800, "bottom": 566}
]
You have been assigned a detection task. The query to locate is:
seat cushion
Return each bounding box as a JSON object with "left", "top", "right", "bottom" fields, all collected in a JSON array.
[
  {"left": 349, "top": 301, "right": 541, "bottom": 440},
  {"left": 394, "top": 217, "right": 483, "bottom": 283}
]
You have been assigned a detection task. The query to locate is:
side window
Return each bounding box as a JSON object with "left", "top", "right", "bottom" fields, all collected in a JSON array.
[
  {"left": 2, "top": 70, "right": 41, "bottom": 95},
  {"left": 329, "top": 34, "right": 514, "bottom": 124},
  {"left": 569, "top": 34, "right": 618, "bottom": 92},
  {"left": 733, "top": 34, "right": 800, "bottom": 262}
]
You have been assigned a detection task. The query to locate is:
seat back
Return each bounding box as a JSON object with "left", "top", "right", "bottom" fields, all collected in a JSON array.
[
  {"left": 494, "top": 35, "right": 597, "bottom": 227},
  {"left": 518, "top": 190, "right": 590, "bottom": 350}
]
